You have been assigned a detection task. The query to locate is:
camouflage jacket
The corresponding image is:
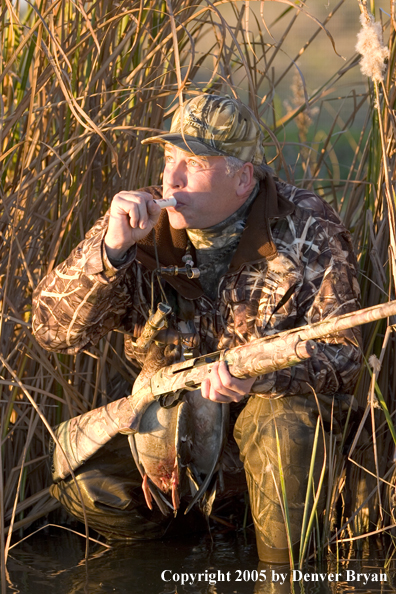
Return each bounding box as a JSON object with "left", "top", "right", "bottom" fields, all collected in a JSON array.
[{"left": 32, "top": 175, "right": 362, "bottom": 398}]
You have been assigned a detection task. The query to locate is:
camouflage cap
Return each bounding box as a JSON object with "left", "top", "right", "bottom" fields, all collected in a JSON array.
[{"left": 141, "top": 94, "right": 265, "bottom": 165}]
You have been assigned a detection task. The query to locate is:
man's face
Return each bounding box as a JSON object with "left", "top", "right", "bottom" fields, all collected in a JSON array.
[{"left": 162, "top": 144, "right": 249, "bottom": 230}]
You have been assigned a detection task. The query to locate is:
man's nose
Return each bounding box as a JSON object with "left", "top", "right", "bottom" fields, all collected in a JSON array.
[{"left": 164, "top": 161, "right": 186, "bottom": 188}]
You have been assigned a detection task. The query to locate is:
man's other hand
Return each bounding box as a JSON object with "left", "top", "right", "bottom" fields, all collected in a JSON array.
[
  {"left": 201, "top": 361, "right": 255, "bottom": 403},
  {"left": 104, "top": 191, "right": 161, "bottom": 260}
]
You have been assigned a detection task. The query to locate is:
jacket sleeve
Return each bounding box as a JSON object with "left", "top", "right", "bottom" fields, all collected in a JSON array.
[
  {"left": 251, "top": 225, "right": 362, "bottom": 398},
  {"left": 32, "top": 212, "right": 137, "bottom": 353}
]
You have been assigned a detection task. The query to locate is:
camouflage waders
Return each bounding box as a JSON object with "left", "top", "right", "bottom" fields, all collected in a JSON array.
[{"left": 234, "top": 392, "right": 349, "bottom": 564}]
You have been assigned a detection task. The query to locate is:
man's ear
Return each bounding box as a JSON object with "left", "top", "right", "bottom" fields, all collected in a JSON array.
[{"left": 235, "top": 162, "right": 255, "bottom": 197}]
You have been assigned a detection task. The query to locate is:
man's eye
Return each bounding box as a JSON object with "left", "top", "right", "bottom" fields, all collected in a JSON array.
[{"left": 165, "top": 155, "right": 174, "bottom": 163}]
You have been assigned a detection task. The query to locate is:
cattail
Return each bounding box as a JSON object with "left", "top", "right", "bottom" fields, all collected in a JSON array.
[
  {"left": 369, "top": 353, "right": 381, "bottom": 374},
  {"left": 355, "top": 11, "right": 389, "bottom": 82}
]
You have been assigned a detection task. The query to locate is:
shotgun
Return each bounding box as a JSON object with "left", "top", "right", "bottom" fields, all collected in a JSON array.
[{"left": 127, "top": 299, "right": 396, "bottom": 432}]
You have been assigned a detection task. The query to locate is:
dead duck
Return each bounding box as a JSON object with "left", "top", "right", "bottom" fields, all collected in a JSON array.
[{"left": 128, "top": 336, "right": 229, "bottom": 516}]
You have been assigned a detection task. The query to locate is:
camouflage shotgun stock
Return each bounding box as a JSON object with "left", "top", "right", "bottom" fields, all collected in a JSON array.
[{"left": 127, "top": 299, "right": 396, "bottom": 432}]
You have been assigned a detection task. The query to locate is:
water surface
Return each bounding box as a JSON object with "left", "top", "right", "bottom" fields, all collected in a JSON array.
[{"left": 6, "top": 526, "right": 395, "bottom": 594}]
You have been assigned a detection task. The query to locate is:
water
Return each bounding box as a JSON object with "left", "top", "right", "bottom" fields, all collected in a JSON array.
[{"left": 5, "top": 526, "right": 396, "bottom": 594}]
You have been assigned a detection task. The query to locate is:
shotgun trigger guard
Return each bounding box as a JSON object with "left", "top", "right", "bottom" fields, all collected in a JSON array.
[{"left": 158, "top": 389, "right": 185, "bottom": 409}]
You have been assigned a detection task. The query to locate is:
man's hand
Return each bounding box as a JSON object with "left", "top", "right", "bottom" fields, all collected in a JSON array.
[
  {"left": 104, "top": 191, "right": 161, "bottom": 260},
  {"left": 201, "top": 361, "right": 255, "bottom": 403}
]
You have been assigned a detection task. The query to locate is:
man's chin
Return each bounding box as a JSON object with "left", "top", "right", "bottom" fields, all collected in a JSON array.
[{"left": 167, "top": 211, "right": 190, "bottom": 230}]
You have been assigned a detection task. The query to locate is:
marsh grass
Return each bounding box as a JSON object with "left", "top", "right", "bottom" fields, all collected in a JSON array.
[{"left": 0, "top": 0, "right": 395, "bottom": 576}]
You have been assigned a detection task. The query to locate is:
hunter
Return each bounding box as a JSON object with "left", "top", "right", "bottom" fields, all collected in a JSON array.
[{"left": 32, "top": 94, "right": 362, "bottom": 563}]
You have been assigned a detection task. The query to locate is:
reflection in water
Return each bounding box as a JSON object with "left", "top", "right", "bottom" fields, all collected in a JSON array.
[{"left": 5, "top": 526, "right": 395, "bottom": 594}]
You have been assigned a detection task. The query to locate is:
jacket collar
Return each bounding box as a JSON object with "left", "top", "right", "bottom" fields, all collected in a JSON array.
[{"left": 136, "top": 176, "right": 294, "bottom": 299}]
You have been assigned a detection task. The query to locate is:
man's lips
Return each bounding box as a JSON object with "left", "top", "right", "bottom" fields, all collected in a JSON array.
[{"left": 165, "top": 194, "right": 186, "bottom": 208}]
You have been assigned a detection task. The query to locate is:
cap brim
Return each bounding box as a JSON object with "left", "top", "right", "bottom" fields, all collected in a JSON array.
[{"left": 141, "top": 133, "right": 226, "bottom": 157}]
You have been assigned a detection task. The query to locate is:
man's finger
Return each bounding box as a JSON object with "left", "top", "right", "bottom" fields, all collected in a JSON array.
[
  {"left": 217, "top": 361, "right": 247, "bottom": 395},
  {"left": 146, "top": 198, "right": 161, "bottom": 220},
  {"left": 136, "top": 200, "right": 149, "bottom": 230},
  {"left": 127, "top": 203, "right": 141, "bottom": 228},
  {"left": 209, "top": 362, "right": 240, "bottom": 398},
  {"left": 201, "top": 378, "right": 210, "bottom": 400},
  {"left": 201, "top": 380, "right": 232, "bottom": 403},
  {"left": 209, "top": 391, "right": 233, "bottom": 403}
]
